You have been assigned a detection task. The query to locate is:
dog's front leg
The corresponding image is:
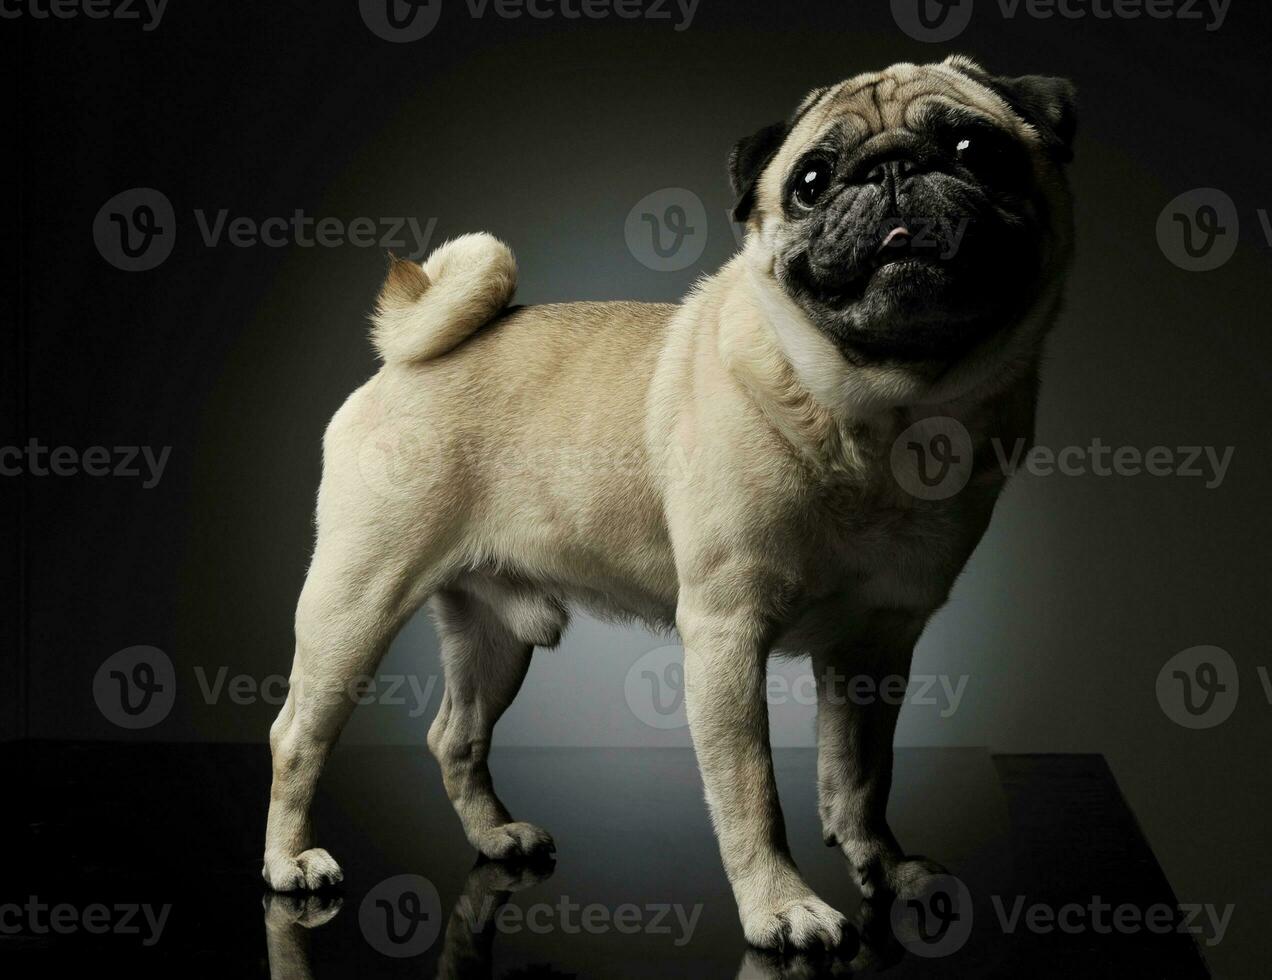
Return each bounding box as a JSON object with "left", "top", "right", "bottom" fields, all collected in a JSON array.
[
  {"left": 812, "top": 613, "right": 946, "bottom": 898},
  {"left": 679, "top": 599, "right": 848, "bottom": 951}
]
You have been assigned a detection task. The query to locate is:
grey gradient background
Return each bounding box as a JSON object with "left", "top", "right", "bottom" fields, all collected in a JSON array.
[{"left": 8, "top": 1, "right": 1272, "bottom": 976}]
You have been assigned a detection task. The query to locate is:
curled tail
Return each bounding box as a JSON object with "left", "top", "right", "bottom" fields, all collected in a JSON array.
[{"left": 371, "top": 232, "right": 517, "bottom": 365}]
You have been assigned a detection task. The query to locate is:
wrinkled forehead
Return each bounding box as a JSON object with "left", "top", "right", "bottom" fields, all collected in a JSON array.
[{"left": 788, "top": 61, "right": 1021, "bottom": 150}]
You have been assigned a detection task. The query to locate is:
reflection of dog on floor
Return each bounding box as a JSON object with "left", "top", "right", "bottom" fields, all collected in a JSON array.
[
  {"left": 261, "top": 858, "right": 920, "bottom": 978},
  {"left": 263, "top": 55, "right": 1075, "bottom": 951}
]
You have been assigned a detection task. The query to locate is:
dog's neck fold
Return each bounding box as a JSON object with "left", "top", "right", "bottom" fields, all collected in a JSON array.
[{"left": 714, "top": 237, "right": 1058, "bottom": 470}]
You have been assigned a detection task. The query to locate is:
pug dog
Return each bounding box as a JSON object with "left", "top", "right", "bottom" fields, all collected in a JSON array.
[{"left": 263, "top": 55, "right": 1076, "bottom": 952}]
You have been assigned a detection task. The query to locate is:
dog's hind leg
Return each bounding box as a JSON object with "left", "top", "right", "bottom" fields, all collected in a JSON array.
[
  {"left": 263, "top": 529, "right": 439, "bottom": 891},
  {"left": 426, "top": 583, "right": 561, "bottom": 860},
  {"left": 263, "top": 387, "right": 458, "bottom": 891}
]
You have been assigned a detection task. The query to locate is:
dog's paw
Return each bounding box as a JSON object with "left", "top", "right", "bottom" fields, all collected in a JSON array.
[
  {"left": 262, "top": 891, "right": 344, "bottom": 930},
  {"left": 262, "top": 847, "right": 344, "bottom": 892},
  {"left": 741, "top": 894, "right": 850, "bottom": 952},
  {"left": 472, "top": 822, "right": 555, "bottom": 861},
  {"left": 843, "top": 842, "right": 947, "bottom": 899}
]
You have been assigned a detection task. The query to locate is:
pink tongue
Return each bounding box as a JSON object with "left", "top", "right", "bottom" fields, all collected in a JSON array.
[{"left": 881, "top": 225, "right": 912, "bottom": 249}]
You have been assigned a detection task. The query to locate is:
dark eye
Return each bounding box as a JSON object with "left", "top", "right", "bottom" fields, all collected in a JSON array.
[
  {"left": 953, "top": 131, "right": 995, "bottom": 167},
  {"left": 951, "top": 128, "right": 1021, "bottom": 181},
  {"left": 793, "top": 159, "right": 833, "bottom": 209}
]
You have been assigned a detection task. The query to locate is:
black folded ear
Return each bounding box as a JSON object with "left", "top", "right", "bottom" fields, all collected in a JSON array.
[
  {"left": 728, "top": 121, "right": 789, "bottom": 223},
  {"left": 987, "top": 74, "right": 1078, "bottom": 163}
]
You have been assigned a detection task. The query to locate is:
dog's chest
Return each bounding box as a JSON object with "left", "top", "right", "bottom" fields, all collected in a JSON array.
[{"left": 804, "top": 410, "right": 1004, "bottom": 615}]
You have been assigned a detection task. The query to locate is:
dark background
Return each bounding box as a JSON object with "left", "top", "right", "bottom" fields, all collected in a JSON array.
[{"left": 8, "top": 1, "right": 1271, "bottom": 976}]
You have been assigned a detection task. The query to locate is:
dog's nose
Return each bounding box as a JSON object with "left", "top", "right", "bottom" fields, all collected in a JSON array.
[{"left": 864, "top": 158, "right": 920, "bottom": 185}]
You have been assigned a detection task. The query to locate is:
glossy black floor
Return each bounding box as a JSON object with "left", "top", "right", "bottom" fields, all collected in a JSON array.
[{"left": 3, "top": 743, "right": 1208, "bottom": 978}]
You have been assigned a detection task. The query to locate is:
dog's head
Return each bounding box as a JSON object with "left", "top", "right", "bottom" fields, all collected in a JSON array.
[{"left": 732, "top": 56, "right": 1076, "bottom": 380}]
